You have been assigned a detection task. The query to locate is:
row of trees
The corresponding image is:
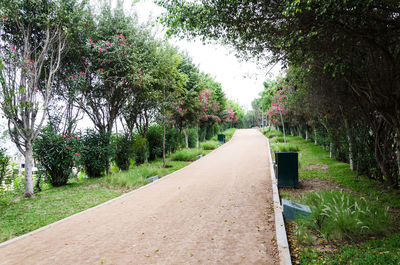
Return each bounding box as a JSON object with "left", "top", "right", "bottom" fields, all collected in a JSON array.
[
  {"left": 0, "top": 0, "right": 244, "bottom": 197},
  {"left": 159, "top": 0, "right": 400, "bottom": 188}
]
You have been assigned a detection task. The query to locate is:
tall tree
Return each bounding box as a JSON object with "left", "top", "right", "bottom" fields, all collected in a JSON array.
[{"left": 0, "top": 0, "right": 86, "bottom": 197}]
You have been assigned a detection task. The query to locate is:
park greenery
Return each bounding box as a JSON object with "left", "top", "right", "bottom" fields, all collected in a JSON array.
[
  {"left": 0, "top": 0, "right": 245, "bottom": 198},
  {"left": 158, "top": 0, "right": 400, "bottom": 188}
]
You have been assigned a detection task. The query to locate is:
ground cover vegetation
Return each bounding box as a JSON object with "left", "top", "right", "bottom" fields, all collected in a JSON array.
[
  {"left": 0, "top": 0, "right": 245, "bottom": 199},
  {"left": 264, "top": 128, "right": 400, "bottom": 263}
]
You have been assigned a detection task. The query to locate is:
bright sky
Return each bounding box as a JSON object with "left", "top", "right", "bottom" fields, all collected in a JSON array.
[{"left": 130, "top": 0, "right": 282, "bottom": 111}]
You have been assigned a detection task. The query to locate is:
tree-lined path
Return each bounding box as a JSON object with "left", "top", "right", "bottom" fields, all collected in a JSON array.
[{"left": 0, "top": 129, "right": 277, "bottom": 265}]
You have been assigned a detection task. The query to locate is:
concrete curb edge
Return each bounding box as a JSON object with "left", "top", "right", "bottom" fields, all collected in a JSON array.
[{"left": 267, "top": 137, "right": 292, "bottom": 265}]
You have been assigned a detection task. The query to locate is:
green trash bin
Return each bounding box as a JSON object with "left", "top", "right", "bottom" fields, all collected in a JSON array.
[
  {"left": 217, "top": 134, "right": 226, "bottom": 144},
  {"left": 276, "top": 152, "right": 298, "bottom": 188}
]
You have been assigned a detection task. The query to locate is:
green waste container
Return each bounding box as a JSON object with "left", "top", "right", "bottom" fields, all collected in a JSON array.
[
  {"left": 276, "top": 152, "right": 298, "bottom": 188},
  {"left": 217, "top": 134, "right": 226, "bottom": 144}
]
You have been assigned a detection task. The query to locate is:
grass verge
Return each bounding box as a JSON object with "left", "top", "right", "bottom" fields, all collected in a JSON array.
[
  {"left": 264, "top": 129, "right": 400, "bottom": 264},
  {"left": 200, "top": 140, "right": 221, "bottom": 150},
  {"left": 171, "top": 148, "right": 206, "bottom": 161}
]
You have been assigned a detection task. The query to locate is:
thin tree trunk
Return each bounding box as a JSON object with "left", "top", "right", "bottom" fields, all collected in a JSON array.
[
  {"left": 183, "top": 127, "right": 189, "bottom": 148},
  {"left": 314, "top": 127, "right": 318, "bottom": 145},
  {"left": 279, "top": 111, "right": 286, "bottom": 143},
  {"left": 330, "top": 142, "right": 334, "bottom": 158},
  {"left": 162, "top": 121, "right": 166, "bottom": 168},
  {"left": 196, "top": 125, "right": 200, "bottom": 149},
  {"left": 24, "top": 141, "right": 34, "bottom": 198},
  {"left": 396, "top": 130, "right": 400, "bottom": 186},
  {"left": 305, "top": 128, "right": 309, "bottom": 141}
]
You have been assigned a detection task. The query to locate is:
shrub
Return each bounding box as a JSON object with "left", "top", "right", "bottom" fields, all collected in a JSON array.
[
  {"left": 33, "top": 126, "right": 80, "bottom": 186},
  {"left": 270, "top": 136, "right": 285, "bottom": 143},
  {"left": 188, "top": 128, "right": 198, "bottom": 148},
  {"left": 166, "top": 127, "right": 180, "bottom": 154},
  {"left": 147, "top": 124, "right": 163, "bottom": 161},
  {"left": 112, "top": 134, "right": 134, "bottom": 171},
  {"left": 171, "top": 148, "right": 205, "bottom": 161},
  {"left": 200, "top": 140, "right": 221, "bottom": 150},
  {"left": 0, "top": 148, "right": 10, "bottom": 185},
  {"left": 81, "top": 129, "right": 111, "bottom": 178},
  {"left": 298, "top": 191, "right": 393, "bottom": 241},
  {"left": 132, "top": 134, "right": 149, "bottom": 165}
]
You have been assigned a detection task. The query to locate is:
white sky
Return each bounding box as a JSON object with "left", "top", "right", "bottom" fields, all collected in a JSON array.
[{"left": 130, "top": 0, "right": 282, "bottom": 111}]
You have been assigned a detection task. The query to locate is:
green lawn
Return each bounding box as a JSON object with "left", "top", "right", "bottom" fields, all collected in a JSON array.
[
  {"left": 270, "top": 133, "right": 400, "bottom": 264},
  {"left": 0, "top": 178, "right": 122, "bottom": 242}
]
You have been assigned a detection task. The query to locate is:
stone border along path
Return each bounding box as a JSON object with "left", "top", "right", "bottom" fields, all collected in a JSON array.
[
  {"left": 266, "top": 137, "right": 292, "bottom": 265},
  {"left": 0, "top": 129, "right": 279, "bottom": 265}
]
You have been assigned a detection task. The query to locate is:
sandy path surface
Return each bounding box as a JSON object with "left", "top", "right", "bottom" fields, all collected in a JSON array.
[{"left": 0, "top": 129, "right": 277, "bottom": 265}]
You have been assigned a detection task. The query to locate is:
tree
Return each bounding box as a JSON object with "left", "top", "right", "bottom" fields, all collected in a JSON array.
[{"left": 0, "top": 0, "right": 86, "bottom": 197}]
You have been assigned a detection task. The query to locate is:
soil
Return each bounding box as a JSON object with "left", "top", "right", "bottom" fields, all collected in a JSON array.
[{"left": 0, "top": 129, "right": 278, "bottom": 265}]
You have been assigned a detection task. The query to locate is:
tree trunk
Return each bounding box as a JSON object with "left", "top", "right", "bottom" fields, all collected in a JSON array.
[
  {"left": 279, "top": 111, "right": 286, "bottom": 143},
  {"left": 347, "top": 132, "right": 355, "bottom": 171},
  {"left": 183, "top": 127, "right": 189, "bottom": 148},
  {"left": 196, "top": 125, "right": 200, "bottom": 149},
  {"left": 396, "top": 130, "right": 400, "bottom": 186},
  {"left": 305, "top": 128, "right": 309, "bottom": 140},
  {"left": 314, "top": 127, "right": 318, "bottom": 145},
  {"left": 24, "top": 141, "right": 34, "bottom": 198},
  {"left": 329, "top": 142, "right": 334, "bottom": 158},
  {"left": 162, "top": 121, "right": 166, "bottom": 168},
  {"left": 299, "top": 126, "right": 302, "bottom": 138}
]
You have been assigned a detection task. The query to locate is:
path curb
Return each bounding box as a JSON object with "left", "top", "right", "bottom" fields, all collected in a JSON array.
[{"left": 267, "top": 138, "right": 292, "bottom": 265}]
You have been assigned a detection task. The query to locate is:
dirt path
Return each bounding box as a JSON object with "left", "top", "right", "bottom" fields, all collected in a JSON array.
[{"left": 0, "top": 129, "right": 278, "bottom": 265}]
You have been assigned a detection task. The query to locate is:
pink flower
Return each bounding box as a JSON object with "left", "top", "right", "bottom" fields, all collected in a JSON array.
[
  {"left": 4, "top": 18, "right": 7, "bottom": 22},
  {"left": 80, "top": 72, "right": 86, "bottom": 76},
  {"left": 177, "top": 107, "right": 182, "bottom": 112},
  {"left": 98, "top": 68, "right": 103, "bottom": 72},
  {"left": 11, "top": 46, "right": 15, "bottom": 52},
  {"left": 63, "top": 135, "right": 66, "bottom": 138},
  {"left": 74, "top": 153, "right": 80, "bottom": 156},
  {"left": 99, "top": 48, "right": 102, "bottom": 52},
  {"left": 181, "top": 100, "right": 185, "bottom": 105}
]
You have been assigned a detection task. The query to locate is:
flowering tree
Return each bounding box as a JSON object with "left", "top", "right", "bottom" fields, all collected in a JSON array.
[
  {"left": 267, "top": 90, "right": 288, "bottom": 143},
  {"left": 0, "top": 0, "right": 85, "bottom": 197}
]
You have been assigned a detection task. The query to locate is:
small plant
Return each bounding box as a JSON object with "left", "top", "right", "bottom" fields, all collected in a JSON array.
[
  {"left": 81, "top": 129, "right": 111, "bottom": 178},
  {"left": 270, "top": 136, "right": 285, "bottom": 143},
  {"left": 33, "top": 126, "right": 81, "bottom": 186},
  {"left": 271, "top": 143, "right": 300, "bottom": 152},
  {"left": 147, "top": 124, "right": 163, "bottom": 161},
  {"left": 112, "top": 134, "right": 134, "bottom": 171},
  {"left": 171, "top": 148, "right": 205, "bottom": 161},
  {"left": 132, "top": 134, "right": 149, "bottom": 165},
  {"left": 200, "top": 140, "right": 221, "bottom": 150},
  {"left": 298, "top": 191, "right": 393, "bottom": 242}
]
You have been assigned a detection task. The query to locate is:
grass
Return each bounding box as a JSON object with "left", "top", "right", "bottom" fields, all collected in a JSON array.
[
  {"left": 170, "top": 148, "right": 207, "bottom": 161},
  {"left": 0, "top": 178, "right": 122, "bottom": 243},
  {"left": 298, "top": 191, "right": 393, "bottom": 242},
  {"left": 105, "top": 159, "right": 189, "bottom": 189},
  {"left": 265, "top": 129, "right": 400, "bottom": 264},
  {"left": 299, "top": 232, "right": 400, "bottom": 264},
  {"left": 270, "top": 136, "right": 285, "bottom": 143},
  {"left": 271, "top": 143, "right": 300, "bottom": 153},
  {"left": 200, "top": 140, "right": 221, "bottom": 150}
]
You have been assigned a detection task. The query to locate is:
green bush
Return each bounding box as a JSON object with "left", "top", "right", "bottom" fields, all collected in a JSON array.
[
  {"left": 147, "top": 124, "right": 163, "bottom": 161},
  {"left": 33, "top": 126, "right": 80, "bottom": 186},
  {"left": 166, "top": 127, "right": 180, "bottom": 154},
  {"left": 270, "top": 136, "right": 285, "bottom": 143},
  {"left": 81, "top": 129, "right": 111, "bottom": 178},
  {"left": 112, "top": 134, "right": 133, "bottom": 171},
  {"left": 298, "top": 191, "right": 393, "bottom": 241},
  {"left": 171, "top": 148, "right": 205, "bottom": 161},
  {"left": 0, "top": 148, "right": 10, "bottom": 185},
  {"left": 200, "top": 140, "right": 221, "bottom": 150},
  {"left": 132, "top": 134, "right": 149, "bottom": 165},
  {"left": 188, "top": 128, "right": 198, "bottom": 148}
]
